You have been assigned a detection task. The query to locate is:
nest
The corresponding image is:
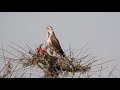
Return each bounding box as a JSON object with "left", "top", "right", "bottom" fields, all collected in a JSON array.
[
  {"left": 19, "top": 44, "right": 92, "bottom": 78},
  {"left": 1, "top": 43, "right": 114, "bottom": 78}
]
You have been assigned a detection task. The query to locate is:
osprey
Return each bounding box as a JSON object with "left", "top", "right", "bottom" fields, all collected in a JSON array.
[{"left": 46, "top": 26, "right": 65, "bottom": 57}]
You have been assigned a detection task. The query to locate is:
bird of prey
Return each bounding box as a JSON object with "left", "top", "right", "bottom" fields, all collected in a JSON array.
[{"left": 46, "top": 26, "right": 65, "bottom": 57}]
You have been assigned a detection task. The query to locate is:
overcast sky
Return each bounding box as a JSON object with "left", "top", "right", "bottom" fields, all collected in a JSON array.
[{"left": 0, "top": 12, "right": 120, "bottom": 77}]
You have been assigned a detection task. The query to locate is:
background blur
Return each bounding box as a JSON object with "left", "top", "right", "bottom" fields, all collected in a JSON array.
[{"left": 0, "top": 12, "right": 120, "bottom": 77}]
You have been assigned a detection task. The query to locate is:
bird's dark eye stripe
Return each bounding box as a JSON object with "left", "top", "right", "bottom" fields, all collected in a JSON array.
[{"left": 48, "top": 32, "right": 50, "bottom": 35}]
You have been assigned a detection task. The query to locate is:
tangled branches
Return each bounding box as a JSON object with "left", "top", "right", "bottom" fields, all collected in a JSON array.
[{"left": 0, "top": 43, "right": 117, "bottom": 78}]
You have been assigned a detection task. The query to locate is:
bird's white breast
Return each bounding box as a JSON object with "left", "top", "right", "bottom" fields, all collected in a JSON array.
[
  {"left": 46, "top": 35, "right": 55, "bottom": 50},
  {"left": 47, "top": 37, "right": 51, "bottom": 46}
]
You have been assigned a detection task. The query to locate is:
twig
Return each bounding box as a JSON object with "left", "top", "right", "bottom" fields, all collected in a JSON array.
[
  {"left": 107, "top": 65, "right": 118, "bottom": 78},
  {"left": 9, "top": 42, "right": 30, "bottom": 55},
  {"left": 75, "top": 43, "right": 88, "bottom": 59},
  {"left": 1, "top": 44, "right": 6, "bottom": 65},
  {"left": 99, "top": 64, "right": 102, "bottom": 78},
  {"left": 92, "top": 59, "right": 117, "bottom": 67},
  {"left": 0, "top": 48, "right": 19, "bottom": 58},
  {"left": 89, "top": 67, "right": 108, "bottom": 78},
  {"left": 8, "top": 45, "right": 31, "bottom": 58}
]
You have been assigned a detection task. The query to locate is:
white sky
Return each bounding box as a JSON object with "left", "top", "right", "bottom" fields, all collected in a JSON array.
[{"left": 0, "top": 12, "right": 120, "bottom": 77}]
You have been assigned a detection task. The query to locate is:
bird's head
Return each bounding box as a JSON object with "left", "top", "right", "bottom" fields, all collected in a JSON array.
[{"left": 46, "top": 26, "right": 54, "bottom": 35}]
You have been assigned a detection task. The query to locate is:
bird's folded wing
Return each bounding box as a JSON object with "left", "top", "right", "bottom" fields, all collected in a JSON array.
[{"left": 50, "top": 35, "right": 63, "bottom": 51}]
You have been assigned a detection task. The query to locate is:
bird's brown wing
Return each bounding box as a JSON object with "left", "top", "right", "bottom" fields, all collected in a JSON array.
[{"left": 50, "top": 34, "right": 64, "bottom": 56}]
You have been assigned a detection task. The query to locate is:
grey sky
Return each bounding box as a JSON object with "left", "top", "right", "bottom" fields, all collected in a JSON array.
[{"left": 0, "top": 12, "right": 120, "bottom": 63}]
